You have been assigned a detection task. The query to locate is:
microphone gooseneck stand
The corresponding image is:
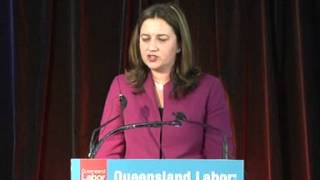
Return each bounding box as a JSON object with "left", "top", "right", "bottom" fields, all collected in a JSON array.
[{"left": 88, "top": 112, "right": 185, "bottom": 158}]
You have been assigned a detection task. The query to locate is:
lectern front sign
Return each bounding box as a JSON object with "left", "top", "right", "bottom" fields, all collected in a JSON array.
[{"left": 71, "top": 159, "right": 244, "bottom": 180}]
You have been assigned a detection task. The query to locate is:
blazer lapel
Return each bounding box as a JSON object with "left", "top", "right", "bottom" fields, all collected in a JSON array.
[{"left": 144, "top": 72, "right": 161, "bottom": 121}]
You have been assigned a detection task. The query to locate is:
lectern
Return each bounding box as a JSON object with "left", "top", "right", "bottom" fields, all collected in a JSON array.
[{"left": 71, "top": 159, "right": 244, "bottom": 180}]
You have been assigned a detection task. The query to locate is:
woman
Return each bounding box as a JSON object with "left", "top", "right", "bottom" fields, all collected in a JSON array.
[{"left": 95, "top": 3, "right": 235, "bottom": 159}]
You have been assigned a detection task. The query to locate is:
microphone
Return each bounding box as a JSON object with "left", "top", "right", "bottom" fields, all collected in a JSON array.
[
  {"left": 88, "top": 112, "right": 185, "bottom": 158},
  {"left": 119, "top": 93, "right": 127, "bottom": 109},
  {"left": 173, "top": 112, "right": 186, "bottom": 122},
  {"left": 88, "top": 94, "right": 127, "bottom": 158}
]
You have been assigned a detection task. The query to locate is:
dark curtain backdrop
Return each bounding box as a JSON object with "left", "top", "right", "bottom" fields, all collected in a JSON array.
[{"left": 1, "top": 0, "right": 319, "bottom": 179}]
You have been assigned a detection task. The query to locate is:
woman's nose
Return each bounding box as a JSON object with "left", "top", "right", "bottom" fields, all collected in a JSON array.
[{"left": 147, "top": 41, "right": 158, "bottom": 51}]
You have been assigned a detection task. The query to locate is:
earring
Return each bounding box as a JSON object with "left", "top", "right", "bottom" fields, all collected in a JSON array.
[{"left": 176, "top": 48, "right": 181, "bottom": 53}]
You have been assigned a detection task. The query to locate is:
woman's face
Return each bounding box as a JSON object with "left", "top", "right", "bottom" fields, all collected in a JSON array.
[{"left": 139, "top": 18, "right": 179, "bottom": 74}]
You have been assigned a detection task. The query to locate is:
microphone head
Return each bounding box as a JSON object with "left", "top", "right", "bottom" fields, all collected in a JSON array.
[
  {"left": 119, "top": 94, "right": 127, "bottom": 109},
  {"left": 174, "top": 112, "right": 186, "bottom": 122}
]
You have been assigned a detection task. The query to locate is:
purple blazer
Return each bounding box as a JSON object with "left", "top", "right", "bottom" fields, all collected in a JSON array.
[{"left": 95, "top": 73, "right": 235, "bottom": 159}]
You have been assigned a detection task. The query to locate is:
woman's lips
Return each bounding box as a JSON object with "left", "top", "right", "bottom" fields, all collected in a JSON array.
[{"left": 147, "top": 55, "right": 158, "bottom": 62}]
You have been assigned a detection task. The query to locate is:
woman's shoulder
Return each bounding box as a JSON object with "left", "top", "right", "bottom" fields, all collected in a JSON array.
[
  {"left": 113, "top": 74, "right": 126, "bottom": 82},
  {"left": 197, "top": 73, "right": 226, "bottom": 93},
  {"left": 199, "top": 73, "right": 221, "bottom": 85},
  {"left": 196, "top": 73, "right": 227, "bottom": 101},
  {"left": 112, "top": 74, "right": 133, "bottom": 89}
]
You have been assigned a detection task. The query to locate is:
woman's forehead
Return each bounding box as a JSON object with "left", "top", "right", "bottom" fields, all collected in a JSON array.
[{"left": 140, "top": 18, "right": 175, "bottom": 35}]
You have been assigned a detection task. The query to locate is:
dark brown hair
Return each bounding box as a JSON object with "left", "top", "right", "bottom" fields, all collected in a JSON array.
[{"left": 126, "top": 3, "right": 201, "bottom": 98}]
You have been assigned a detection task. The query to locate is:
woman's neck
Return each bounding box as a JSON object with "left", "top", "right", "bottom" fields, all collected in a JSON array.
[
  {"left": 151, "top": 71, "right": 171, "bottom": 85},
  {"left": 151, "top": 71, "right": 169, "bottom": 108}
]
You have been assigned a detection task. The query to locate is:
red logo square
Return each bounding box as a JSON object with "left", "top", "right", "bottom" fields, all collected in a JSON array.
[{"left": 80, "top": 159, "right": 107, "bottom": 180}]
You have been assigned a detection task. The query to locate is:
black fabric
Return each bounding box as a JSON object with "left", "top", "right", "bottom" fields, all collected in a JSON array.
[
  {"left": 0, "top": 0, "right": 14, "bottom": 179},
  {"left": 159, "top": 107, "right": 164, "bottom": 119}
]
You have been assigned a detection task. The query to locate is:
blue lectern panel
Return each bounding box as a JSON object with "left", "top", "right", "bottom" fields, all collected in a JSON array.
[{"left": 108, "top": 159, "right": 243, "bottom": 180}]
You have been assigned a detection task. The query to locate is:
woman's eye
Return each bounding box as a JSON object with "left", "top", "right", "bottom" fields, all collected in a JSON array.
[
  {"left": 141, "top": 38, "right": 150, "bottom": 42},
  {"left": 158, "top": 36, "right": 169, "bottom": 42},
  {"left": 158, "top": 38, "right": 168, "bottom": 42},
  {"left": 140, "top": 35, "right": 150, "bottom": 42}
]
